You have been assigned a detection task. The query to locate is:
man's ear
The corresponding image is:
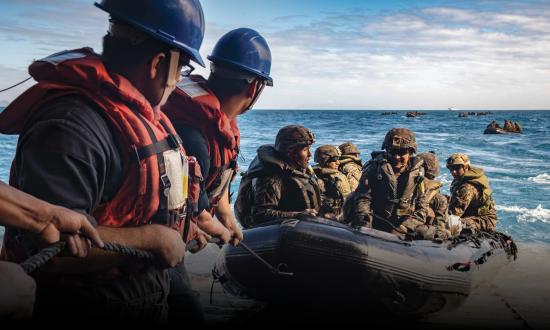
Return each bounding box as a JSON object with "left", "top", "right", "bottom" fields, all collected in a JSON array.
[
  {"left": 149, "top": 52, "right": 166, "bottom": 80},
  {"left": 246, "top": 80, "right": 259, "bottom": 98}
]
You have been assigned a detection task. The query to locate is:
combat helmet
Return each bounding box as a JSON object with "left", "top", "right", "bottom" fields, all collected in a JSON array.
[
  {"left": 275, "top": 125, "right": 315, "bottom": 154},
  {"left": 338, "top": 142, "right": 360, "bottom": 156},
  {"left": 417, "top": 151, "right": 440, "bottom": 179},
  {"left": 314, "top": 145, "right": 341, "bottom": 165},
  {"left": 381, "top": 128, "right": 417, "bottom": 152},
  {"left": 446, "top": 153, "right": 470, "bottom": 167}
]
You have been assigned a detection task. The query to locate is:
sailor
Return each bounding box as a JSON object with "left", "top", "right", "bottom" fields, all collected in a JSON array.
[
  {"left": 344, "top": 128, "right": 429, "bottom": 238},
  {"left": 234, "top": 125, "right": 322, "bottom": 227},
  {"left": 162, "top": 27, "right": 273, "bottom": 323},
  {"left": 0, "top": 0, "right": 206, "bottom": 322},
  {"left": 417, "top": 152, "right": 450, "bottom": 239},
  {"left": 0, "top": 181, "right": 104, "bottom": 320},
  {"left": 446, "top": 153, "right": 498, "bottom": 231},
  {"left": 313, "top": 145, "right": 351, "bottom": 221},
  {"left": 338, "top": 142, "right": 363, "bottom": 191}
]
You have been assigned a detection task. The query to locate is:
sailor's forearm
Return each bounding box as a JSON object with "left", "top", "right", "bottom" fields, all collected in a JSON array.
[
  {"left": 41, "top": 225, "right": 172, "bottom": 273},
  {"left": 214, "top": 191, "right": 233, "bottom": 226},
  {"left": 0, "top": 181, "right": 54, "bottom": 233}
]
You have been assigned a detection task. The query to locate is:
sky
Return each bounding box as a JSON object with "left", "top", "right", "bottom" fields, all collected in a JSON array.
[{"left": 0, "top": 0, "right": 549, "bottom": 110}]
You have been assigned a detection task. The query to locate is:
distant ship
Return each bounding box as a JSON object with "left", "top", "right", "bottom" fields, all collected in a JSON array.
[{"left": 448, "top": 107, "right": 459, "bottom": 111}]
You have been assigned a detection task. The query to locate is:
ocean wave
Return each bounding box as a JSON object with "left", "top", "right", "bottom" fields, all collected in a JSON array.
[
  {"left": 497, "top": 204, "right": 550, "bottom": 224},
  {"left": 528, "top": 173, "right": 550, "bottom": 184}
]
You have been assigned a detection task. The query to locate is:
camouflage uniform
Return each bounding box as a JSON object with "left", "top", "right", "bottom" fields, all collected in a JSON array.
[
  {"left": 447, "top": 154, "right": 498, "bottom": 231},
  {"left": 344, "top": 153, "right": 428, "bottom": 234},
  {"left": 313, "top": 145, "right": 351, "bottom": 220},
  {"left": 338, "top": 142, "right": 363, "bottom": 191},
  {"left": 417, "top": 152, "right": 449, "bottom": 230},
  {"left": 424, "top": 180, "right": 448, "bottom": 228},
  {"left": 235, "top": 125, "right": 321, "bottom": 227},
  {"left": 344, "top": 129, "right": 429, "bottom": 236}
]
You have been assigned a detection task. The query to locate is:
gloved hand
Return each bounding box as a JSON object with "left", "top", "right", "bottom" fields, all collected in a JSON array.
[{"left": 296, "top": 209, "right": 318, "bottom": 219}]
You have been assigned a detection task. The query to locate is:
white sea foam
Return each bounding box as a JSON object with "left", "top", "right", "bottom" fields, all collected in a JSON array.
[
  {"left": 497, "top": 204, "right": 550, "bottom": 224},
  {"left": 528, "top": 173, "right": 550, "bottom": 184}
]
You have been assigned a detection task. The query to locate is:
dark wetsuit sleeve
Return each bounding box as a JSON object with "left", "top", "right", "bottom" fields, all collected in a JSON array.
[
  {"left": 251, "top": 175, "right": 300, "bottom": 223},
  {"left": 13, "top": 96, "right": 122, "bottom": 226},
  {"left": 173, "top": 124, "right": 210, "bottom": 214}
]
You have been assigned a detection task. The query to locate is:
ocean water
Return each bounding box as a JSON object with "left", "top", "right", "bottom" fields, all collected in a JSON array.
[{"left": 1, "top": 109, "right": 549, "bottom": 244}]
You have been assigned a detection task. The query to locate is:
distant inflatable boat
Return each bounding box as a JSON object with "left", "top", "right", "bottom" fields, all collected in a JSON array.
[
  {"left": 483, "top": 127, "right": 521, "bottom": 134},
  {"left": 214, "top": 217, "right": 517, "bottom": 316}
]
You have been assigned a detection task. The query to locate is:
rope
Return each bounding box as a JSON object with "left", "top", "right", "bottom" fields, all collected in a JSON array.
[
  {"left": 20, "top": 241, "right": 156, "bottom": 274},
  {"left": 20, "top": 237, "right": 224, "bottom": 274},
  {"left": 446, "top": 230, "right": 518, "bottom": 272},
  {"left": 20, "top": 241, "right": 66, "bottom": 274},
  {"left": 372, "top": 213, "right": 409, "bottom": 235},
  {"left": 496, "top": 293, "right": 534, "bottom": 330},
  {"left": 102, "top": 242, "right": 155, "bottom": 261},
  {"left": 0, "top": 77, "right": 32, "bottom": 93}
]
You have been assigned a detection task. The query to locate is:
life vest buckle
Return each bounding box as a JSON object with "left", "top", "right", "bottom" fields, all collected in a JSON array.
[{"left": 160, "top": 173, "right": 171, "bottom": 196}]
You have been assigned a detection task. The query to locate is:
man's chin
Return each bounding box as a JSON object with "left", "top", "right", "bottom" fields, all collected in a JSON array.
[{"left": 391, "top": 163, "right": 404, "bottom": 171}]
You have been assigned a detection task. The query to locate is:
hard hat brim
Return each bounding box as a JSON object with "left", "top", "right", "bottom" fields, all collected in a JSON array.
[{"left": 95, "top": 2, "right": 206, "bottom": 67}]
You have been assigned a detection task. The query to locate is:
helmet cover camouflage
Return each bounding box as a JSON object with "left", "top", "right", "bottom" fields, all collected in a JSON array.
[
  {"left": 418, "top": 151, "right": 440, "bottom": 178},
  {"left": 275, "top": 125, "right": 315, "bottom": 153},
  {"left": 446, "top": 153, "right": 470, "bottom": 167},
  {"left": 381, "top": 128, "right": 417, "bottom": 152},
  {"left": 314, "top": 145, "right": 341, "bottom": 165},
  {"left": 338, "top": 142, "right": 360, "bottom": 156}
]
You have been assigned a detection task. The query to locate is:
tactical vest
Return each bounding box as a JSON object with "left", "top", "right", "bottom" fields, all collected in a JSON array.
[
  {"left": 0, "top": 48, "right": 202, "bottom": 261},
  {"left": 235, "top": 145, "right": 322, "bottom": 227},
  {"left": 339, "top": 155, "right": 362, "bottom": 170},
  {"left": 163, "top": 76, "right": 240, "bottom": 206},
  {"left": 338, "top": 156, "right": 362, "bottom": 191},
  {"left": 313, "top": 166, "right": 351, "bottom": 210},
  {"left": 364, "top": 153, "right": 425, "bottom": 220},
  {"left": 451, "top": 167, "right": 496, "bottom": 216},
  {"left": 425, "top": 179, "right": 443, "bottom": 203}
]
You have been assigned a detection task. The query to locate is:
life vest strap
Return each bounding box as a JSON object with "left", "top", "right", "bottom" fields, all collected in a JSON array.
[{"left": 131, "top": 134, "right": 180, "bottom": 163}]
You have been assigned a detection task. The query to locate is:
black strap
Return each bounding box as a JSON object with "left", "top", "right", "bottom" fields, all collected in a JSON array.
[
  {"left": 131, "top": 134, "right": 180, "bottom": 163},
  {"left": 134, "top": 113, "right": 170, "bottom": 225}
]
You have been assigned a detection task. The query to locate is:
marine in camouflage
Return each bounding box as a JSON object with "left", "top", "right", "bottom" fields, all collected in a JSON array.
[
  {"left": 338, "top": 142, "right": 362, "bottom": 191},
  {"left": 344, "top": 152, "right": 429, "bottom": 236},
  {"left": 447, "top": 154, "right": 498, "bottom": 231}
]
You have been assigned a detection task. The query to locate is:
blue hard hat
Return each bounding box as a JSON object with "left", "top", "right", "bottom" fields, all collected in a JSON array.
[
  {"left": 208, "top": 28, "right": 273, "bottom": 86},
  {"left": 95, "top": 0, "right": 205, "bottom": 67}
]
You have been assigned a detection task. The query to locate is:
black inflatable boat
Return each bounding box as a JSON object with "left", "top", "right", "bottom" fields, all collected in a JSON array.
[{"left": 214, "top": 217, "right": 517, "bottom": 316}]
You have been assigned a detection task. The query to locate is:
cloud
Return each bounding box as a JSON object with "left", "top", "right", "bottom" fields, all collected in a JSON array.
[
  {"left": 1, "top": 1, "right": 549, "bottom": 110},
  {"left": 252, "top": 4, "right": 550, "bottom": 109}
]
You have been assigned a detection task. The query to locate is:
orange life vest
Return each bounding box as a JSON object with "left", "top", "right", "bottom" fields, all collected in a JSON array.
[
  {"left": 0, "top": 48, "right": 201, "bottom": 247},
  {"left": 163, "top": 76, "right": 240, "bottom": 205}
]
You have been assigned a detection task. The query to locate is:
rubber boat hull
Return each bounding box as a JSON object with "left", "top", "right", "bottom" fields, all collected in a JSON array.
[
  {"left": 214, "top": 217, "right": 516, "bottom": 316},
  {"left": 483, "top": 127, "right": 519, "bottom": 134}
]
